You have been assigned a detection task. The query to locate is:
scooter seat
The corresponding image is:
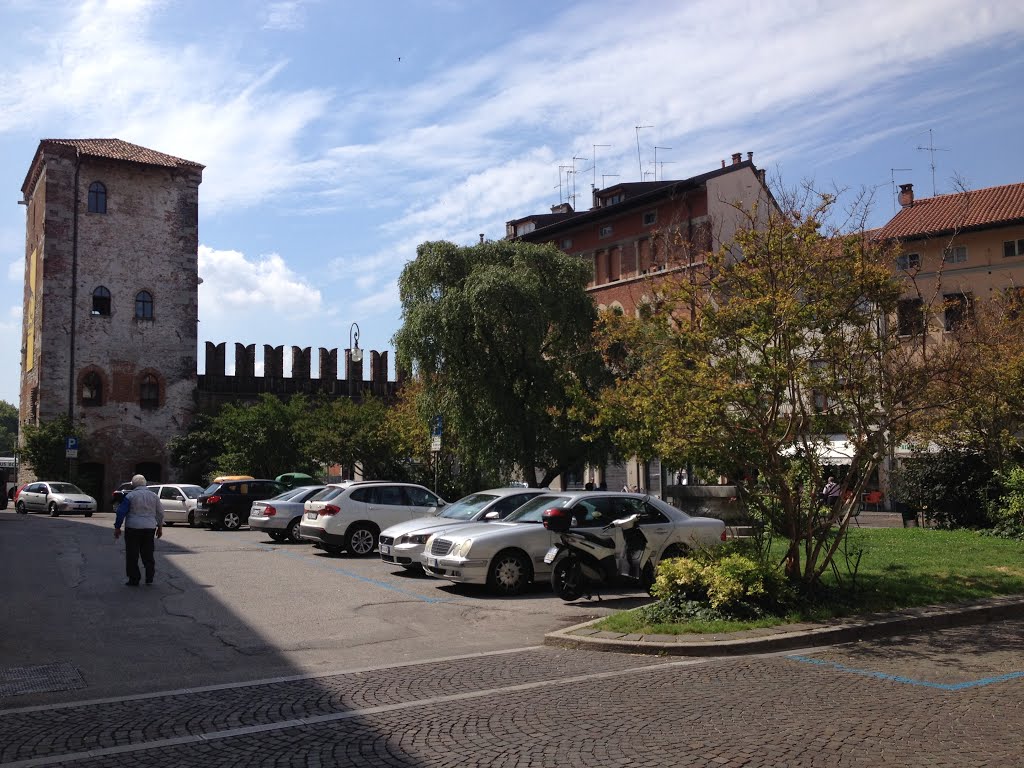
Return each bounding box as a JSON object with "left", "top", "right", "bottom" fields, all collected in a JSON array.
[{"left": 572, "top": 529, "right": 616, "bottom": 549}]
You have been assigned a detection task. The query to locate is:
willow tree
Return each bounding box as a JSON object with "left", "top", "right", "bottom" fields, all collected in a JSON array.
[
  {"left": 395, "top": 238, "right": 611, "bottom": 487},
  {"left": 594, "top": 189, "right": 950, "bottom": 587}
]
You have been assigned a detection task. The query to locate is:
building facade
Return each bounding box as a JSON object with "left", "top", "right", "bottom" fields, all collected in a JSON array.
[
  {"left": 19, "top": 139, "right": 204, "bottom": 498},
  {"left": 506, "top": 153, "right": 775, "bottom": 494}
]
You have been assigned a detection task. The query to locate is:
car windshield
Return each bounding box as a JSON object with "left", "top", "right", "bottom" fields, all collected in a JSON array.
[
  {"left": 439, "top": 493, "right": 499, "bottom": 521},
  {"left": 202, "top": 483, "right": 221, "bottom": 495},
  {"left": 181, "top": 485, "right": 204, "bottom": 498},
  {"left": 502, "top": 495, "right": 567, "bottom": 523},
  {"left": 310, "top": 486, "right": 346, "bottom": 502},
  {"left": 50, "top": 483, "right": 84, "bottom": 494}
]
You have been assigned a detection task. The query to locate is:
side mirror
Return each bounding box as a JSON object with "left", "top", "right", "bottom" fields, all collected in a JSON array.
[{"left": 483, "top": 511, "right": 500, "bottom": 521}]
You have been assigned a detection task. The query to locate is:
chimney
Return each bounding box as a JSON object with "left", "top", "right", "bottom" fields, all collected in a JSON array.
[
  {"left": 721, "top": 159, "right": 726, "bottom": 168},
  {"left": 898, "top": 183, "right": 914, "bottom": 208},
  {"left": 479, "top": 234, "right": 485, "bottom": 244},
  {"left": 746, "top": 151, "right": 753, "bottom": 163},
  {"left": 731, "top": 152, "right": 742, "bottom": 165}
]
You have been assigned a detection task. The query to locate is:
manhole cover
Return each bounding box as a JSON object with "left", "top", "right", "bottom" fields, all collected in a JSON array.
[{"left": 0, "top": 662, "right": 86, "bottom": 697}]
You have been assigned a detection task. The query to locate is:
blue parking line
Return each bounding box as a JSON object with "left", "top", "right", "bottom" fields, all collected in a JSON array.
[
  {"left": 257, "top": 545, "right": 460, "bottom": 604},
  {"left": 786, "top": 654, "right": 1024, "bottom": 691}
]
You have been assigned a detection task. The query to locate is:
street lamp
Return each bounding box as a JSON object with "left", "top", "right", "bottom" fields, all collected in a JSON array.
[{"left": 349, "top": 322, "right": 363, "bottom": 364}]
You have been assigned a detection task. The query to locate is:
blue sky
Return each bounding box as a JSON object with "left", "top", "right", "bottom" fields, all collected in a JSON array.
[{"left": 0, "top": 0, "right": 1022, "bottom": 407}]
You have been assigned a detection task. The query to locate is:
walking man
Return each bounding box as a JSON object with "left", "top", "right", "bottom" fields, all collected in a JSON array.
[{"left": 114, "top": 474, "right": 163, "bottom": 586}]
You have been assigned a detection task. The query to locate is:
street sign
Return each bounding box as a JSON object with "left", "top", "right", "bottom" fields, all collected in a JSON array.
[
  {"left": 431, "top": 415, "right": 443, "bottom": 438},
  {"left": 430, "top": 436, "right": 442, "bottom": 453},
  {"left": 65, "top": 436, "right": 79, "bottom": 459},
  {"left": 0, "top": 457, "right": 15, "bottom": 468}
]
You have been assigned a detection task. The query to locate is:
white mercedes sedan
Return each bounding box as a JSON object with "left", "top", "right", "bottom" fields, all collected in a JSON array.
[{"left": 420, "top": 491, "right": 726, "bottom": 595}]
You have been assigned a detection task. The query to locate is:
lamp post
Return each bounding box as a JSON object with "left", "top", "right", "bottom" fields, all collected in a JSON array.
[{"left": 349, "top": 322, "right": 363, "bottom": 364}]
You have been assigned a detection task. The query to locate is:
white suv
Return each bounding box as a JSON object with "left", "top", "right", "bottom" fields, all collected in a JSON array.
[{"left": 298, "top": 481, "right": 446, "bottom": 556}]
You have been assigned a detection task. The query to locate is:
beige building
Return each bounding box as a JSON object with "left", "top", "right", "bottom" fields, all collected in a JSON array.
[
  {"left": 877, "top": 182, "right": 1024, "bottom": 336},
  {"left": 19, "top": 139, "right": 204, "bottom": 500}
]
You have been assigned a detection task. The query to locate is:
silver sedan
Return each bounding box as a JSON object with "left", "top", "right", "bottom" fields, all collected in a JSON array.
[
  {"left": 249, "top": 485, "right": 327, "bottom": 543},
  {"left": 420, "top": 491, "right": 726, "bottom": 595},
  {"left": 379, "top": 487, "right": 545, "bottom": 570}
]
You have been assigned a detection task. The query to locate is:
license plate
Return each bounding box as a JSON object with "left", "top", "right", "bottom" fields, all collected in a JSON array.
[
  {"left": 543, "top": 546, "right": 558, "bottom": 564},
  {"left": 305, "top": 511, "right": 317, "bottom": 520},
  {"left": 380, "top": 544, "right": 391, "bottom": 555}
]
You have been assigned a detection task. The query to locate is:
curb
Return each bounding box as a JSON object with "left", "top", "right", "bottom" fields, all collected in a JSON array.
[{"left": 544, "top": 595, "right": 1024, "bottom": 656}]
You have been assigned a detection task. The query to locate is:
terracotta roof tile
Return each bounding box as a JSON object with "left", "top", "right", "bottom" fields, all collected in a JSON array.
[
  {"left": 876, "top": 183, "right": 1024, "bottom": 241},
  {"left": 40, "top": 138, "right": 204, "bottom": 169}
]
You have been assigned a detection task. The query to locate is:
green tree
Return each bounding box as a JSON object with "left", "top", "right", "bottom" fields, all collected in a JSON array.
[
  {"left": 395, "top": 239, "right": 611, "bottom": 487},
  {"left": 21, "top": 415, "right": 81, "bottom": 481},
  {"left": 211, "top": 394, "right": 319, "bottom": 479},
  {"left": 0, "top": 400, "right": 18, "bottom": 455},
  {"left": 594, "top": 189, "right": 947, "bottom": 588}
]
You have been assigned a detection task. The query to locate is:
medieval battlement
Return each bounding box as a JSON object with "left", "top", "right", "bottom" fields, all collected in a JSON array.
[{"left": 197, "top": 341, "right": 400, "bottom": 409}]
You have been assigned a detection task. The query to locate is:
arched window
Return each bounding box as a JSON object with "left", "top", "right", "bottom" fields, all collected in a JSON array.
[
  {"left": 88, "top": 182, "right": 107, "bottom": 214},
  {"left": 135, "top": 291, "right": 153, "bottom": 320},
  {"left": 140, "top": 374, "right": 159, "bottom": 409},
  {"left": 82, "top": 372, "right": 102, "bottom": 406},
  {"left": 91, "top": 286, "right": 111, "bottom": 316}
]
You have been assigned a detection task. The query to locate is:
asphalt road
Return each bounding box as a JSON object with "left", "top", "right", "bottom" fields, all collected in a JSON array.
[{"left": 3, "top": 511, "right": 1023, "bottom": 767}]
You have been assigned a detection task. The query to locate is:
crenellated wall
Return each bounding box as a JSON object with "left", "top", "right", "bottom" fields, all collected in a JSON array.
[{"left": 197, "top": 341, "right": 400, "bottom": 410}]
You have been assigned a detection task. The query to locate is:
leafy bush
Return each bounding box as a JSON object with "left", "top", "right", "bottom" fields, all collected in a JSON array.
[
  {"left": 988, "top": 466, "right": 1024, "bottom": 539},
  {"left": 890, "top": 448, "right": 996, "bottom": 529},
  {"left": 652, "top": 547, "right": 792, "bottom": 619}
]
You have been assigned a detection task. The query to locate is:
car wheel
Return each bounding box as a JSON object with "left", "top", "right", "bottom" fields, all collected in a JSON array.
[
  {"left": 187, "top": 511, "right": 196, "bottom": 527},
  {"left": 268, "top": 531, "right": 285, "bottom": 542},
  {"left": 346, "top": 524, "right": 377, "bottom": 557},
  {"left": 16, "top": 501, "right": 26, "bottom": 514},
  {"left": 285, "top": 519, "right": 303, "bottom": 544},
  {"left": 48, "top": 502, "right": 59, "bottom": 518},
  {"left": 487, "top": 550, "right": 531, "bottom": 596},
  {"left": 222, "top": 512, "right": 241, "bottom": 531},
  {"left": 661, "top": 544, "right": 689, "bottom": 561}
]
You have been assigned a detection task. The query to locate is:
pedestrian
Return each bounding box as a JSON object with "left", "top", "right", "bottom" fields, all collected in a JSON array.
[
  {"left": 821, "top": 476, "right": 841, "bottom": 509},
  {"left": 114, "top": 474, "right": 163, "bottom": 586}
]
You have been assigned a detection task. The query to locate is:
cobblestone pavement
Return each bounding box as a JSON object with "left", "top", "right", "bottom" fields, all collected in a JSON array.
[{"left": 3, "top": 620, "right": 1022, "bottom": 768}]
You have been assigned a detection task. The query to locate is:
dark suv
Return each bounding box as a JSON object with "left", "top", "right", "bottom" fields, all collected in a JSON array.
[{"left": 196, "top": 479, "right": 285, "bottom": 530}]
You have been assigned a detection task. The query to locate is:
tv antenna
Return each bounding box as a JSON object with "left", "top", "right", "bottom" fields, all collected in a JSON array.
[
  {"left": 890, "top": 168, "right": 912, "bottom": 213},
  {"left": 592, "top": 144, "right": 611, "bottom": 189},
  {"left": 655, "top": 145, "right": 671, "bottom": 180},
  {"left": 635, "top": 125, "right": 653, "bottom": 180},
  {"left": 915, "top": 129, "right": 949, "bottom": 197},
  {"left": 571, "top": 156, "right": 587, "bottom": 209},
  {"left": 557, "top": 165, "right": 572, "bottom": 203}
]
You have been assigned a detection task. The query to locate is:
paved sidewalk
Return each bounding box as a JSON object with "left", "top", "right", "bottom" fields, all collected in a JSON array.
[{"left": 546, "top": 594, "right": 1024, "bottom": 655}]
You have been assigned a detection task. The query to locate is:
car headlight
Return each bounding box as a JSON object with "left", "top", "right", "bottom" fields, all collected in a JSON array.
[
  {"left": 456, "top": 539, "right": 473, "bottom": 558},
  {"left": 398, "top": 533, "right": 431, "bottom": 545}
]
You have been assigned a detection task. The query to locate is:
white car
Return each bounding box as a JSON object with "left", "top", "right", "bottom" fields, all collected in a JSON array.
[
  {"left": 249, "top": 485, "right": 326, "bottom": 543},
  {"left": 299, "top": 481, "right": 446, "bottom": 557},
  {"left": 420, "top": 491, "right": 726, "bottom": 595},
  {"left": 16, "top": 481, "right": 97, "bottom": 517},
  {"left": 379, "top": 487, "right": 545, "bottom": 571},
  {"left": 148, "top": 484, "right": 205, "bottom": 526}
]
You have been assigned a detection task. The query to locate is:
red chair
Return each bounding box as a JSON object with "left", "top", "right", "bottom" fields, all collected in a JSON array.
[{"left": 861, "top": 490, "right": 883, "bottom": 512}]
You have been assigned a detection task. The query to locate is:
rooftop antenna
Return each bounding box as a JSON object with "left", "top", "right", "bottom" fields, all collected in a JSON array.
[
  {"left": 890, "top": 168, "right": 912, "bottom": 213},
  {"left": 572, "top": 155, "right": 587, "bottom": 209},
  {"left": 635, "top": 125, "right": 653, "bottom": 180},
  {"left": 557, "top": 164, "right": 572, "bottom": 203},
  {"left": 915, "top": 129, "right": 949, "bottom": 197},
  {"left": 592, "top": 143, "right": 611, "bottom": 189},
  {"left": 643, "top": 170, "right": 656, "bottom": 181},
  {"left": 654, "top": 147, "right": 672, "bottom": 181},
  {"left": 657, "top": 160, "right": 676, "bottom": 181}
]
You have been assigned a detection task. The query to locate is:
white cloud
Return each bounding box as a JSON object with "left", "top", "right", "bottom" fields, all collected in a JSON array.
[
  {"left": 198, "top": 244, "right": 321, "bottom": 318},
  {"left": 6, "top": 259, "right": 21, "bottom": 284},
  {"left": 263, "top": 1, "right": 308, "bottom": 31}
]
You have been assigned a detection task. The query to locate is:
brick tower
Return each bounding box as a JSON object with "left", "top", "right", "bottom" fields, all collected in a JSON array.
[{"left": 19, "top": 139, "right": 204, "bottom": 501}]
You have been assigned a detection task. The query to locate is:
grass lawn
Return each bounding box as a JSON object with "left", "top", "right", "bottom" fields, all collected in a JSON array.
[{"left": 595, "top": 527, "right": 1024, "bottom": 635}]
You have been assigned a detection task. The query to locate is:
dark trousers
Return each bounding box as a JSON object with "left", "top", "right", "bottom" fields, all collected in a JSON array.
[{"left": 124, "top": 528, "right": 156, "bottom": 583}]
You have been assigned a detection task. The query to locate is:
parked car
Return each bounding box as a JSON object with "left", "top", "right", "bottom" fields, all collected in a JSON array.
[
  {"left": 196, "top": 478, "right": 285, "bottom": 530},
  {"left": 379, "top": 487, "right": 545, "bottom": 571},
  {"left": 111, "top": 481, "right": 134, "bottom": 510},
  {"left": 299, "top": 481, "right": 446, "bottom": 557},
  {"left": 248, "top": 485, "right": 326, "bottom": 543},
  {"left": 420, "top": 491, "right": 726, "bottom": 596},
  {"left": 16, "top": 481, "right": 98, "bottom": 517},
  {"left": 148, "top": 483, "right": 205, "bottom": 526}
]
